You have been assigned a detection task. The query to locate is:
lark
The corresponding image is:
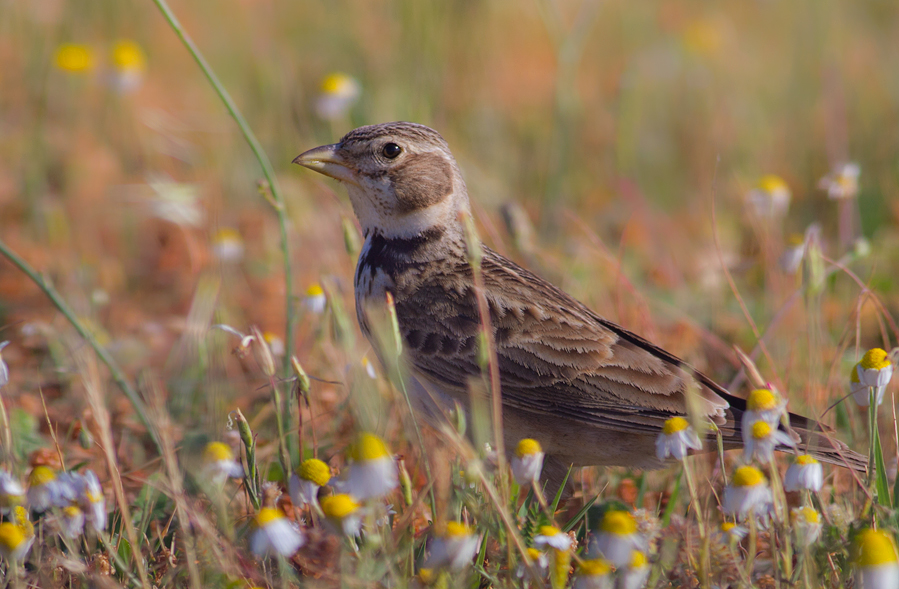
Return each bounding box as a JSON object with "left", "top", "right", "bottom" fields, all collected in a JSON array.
[{"left": 294, "top": 122, "right": 864, "bottom": 486}]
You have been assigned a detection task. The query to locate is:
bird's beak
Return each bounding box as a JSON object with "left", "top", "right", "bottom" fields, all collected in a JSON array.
[{"left": 292, "top": 144, "right": 357, "bottom": 185}]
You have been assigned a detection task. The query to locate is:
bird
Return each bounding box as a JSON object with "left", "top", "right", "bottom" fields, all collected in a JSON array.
[{"left": 294, "top": 121, "right": 866, "bottom": 490}]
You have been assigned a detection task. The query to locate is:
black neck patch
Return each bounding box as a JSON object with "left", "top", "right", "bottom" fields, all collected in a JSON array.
[{"left": 357, "top": 227, "right": 447, "bottom": 280}]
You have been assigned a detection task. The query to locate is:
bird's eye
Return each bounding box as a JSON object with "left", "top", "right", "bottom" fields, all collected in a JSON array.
[{"left": 381, "top": 143, "right": 402, "bottom": 159}]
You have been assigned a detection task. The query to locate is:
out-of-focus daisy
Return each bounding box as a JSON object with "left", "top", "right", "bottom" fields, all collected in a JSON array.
[
  {"left": 746, "top": 175, "right": 791, "bottom": 219},
  {"left": 853, "top": 528, "right": 899, "bottom": 589},
  {"left": 201, "top": 442, "right": 244, "bottom": 486},
  {"left": 617, "top": 550, "right": 650, "bottom": 589},
  {"left": 511, "top": 438, "right": 544, "bottom": 485},
  {"left": 0, "top": 522, "right": 32, "bottom": 562},
  {"left": 54, "top": 44, "right": 94, "bottom": 73},
  {"left": 59, "top": 505, "right": 86, "bottom": 539},
  {"left": 289, "top": 458, "right": 330, "bottom": 508},
  {"left": 305, "top": 284, "right": 326, "bottom": 314},
  {"left": 850, "top": 363, "right": 870, "bottom": 406},
  {"left": 534, "top": 526, "right": 573, "bottom": 589},
  {"left": 819, "top": 162, "right": 860, "bottom": 200},
  {"left": 742, "top": 388, "right": 787, "bottom": 430},
  {"left": 853, "top": 348, "right": 894, "bottom": 407},
  {"left": 263, "top": 332, "right": 285, "bottom": 357},
  {"left": 147, "top": 174, "right": 204, "bottom": 227},
  {"left": 655, "top": 416, "right": 702, "bottom": 460},
  {"left": 361, "top": 356, "right": 377, "bottom": 379},
  {"left": 342, "top": 432, "right": 397, "bottom": 500},
  {"left": 211, "top": 228, "right": 245, "bottom": 263},
  {"left": 591, "top": 510, "right": 643, "bottom": 568},
  {"left": 110, "top": 39, "right": 146, "bottom": 92},
  {"left": 743, "top": 419, "right": 795, "bottom": 464},
  {"left": 27, "top": 466, "right": 64, "bottom": 512},
  {"left": 534, "top": 525, "right": 572, "bottom": 551},
  {"left": 250, "top": 507, "right": 304, "bottom": 557},
  {"left": 790, "top": 506, "right": 822, "bottom": 549},
  {"left": 320, "top": 493, "right": 362, "bottom": 536},
  {"left": 780, "top": 233, "right": 805, "bottom": 274},
  {"left": 723, "top": 465, "right": 772, "bottom": 520},
  {"left": 0, "top": 341, "right": 10, "bottom": 388},
  {"left": 79, "top": 471, "right": 107, "bottom": 531},
  {"left": 571, "top": 558, "right": 612, "bottom": 589},
  {"left": 0, "top": 471, "right": 25, "bottom": 514},
  {"left": 783, "top": 455, "right": 823, "bottom": 492},
  {"left": 517, "top": 547, "right": 548, "bottom": 577},
  {"left": 315, "top": 73, "right": 361, "bottom": 121},
  {"left": 717, "top": 521, "right": 747, "bottom": 544},
  {"left": 424, "top": 521, "right": 480, "bottom": 571}
]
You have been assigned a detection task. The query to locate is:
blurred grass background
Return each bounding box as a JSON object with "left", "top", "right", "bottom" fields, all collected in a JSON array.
[{"left": 0, "top": 0, "right": 898, "bottom": 563}]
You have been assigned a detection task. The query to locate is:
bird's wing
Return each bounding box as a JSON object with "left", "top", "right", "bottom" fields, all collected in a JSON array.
[{"left": 393, "top": 246, "right": 732, "bottom": 437}]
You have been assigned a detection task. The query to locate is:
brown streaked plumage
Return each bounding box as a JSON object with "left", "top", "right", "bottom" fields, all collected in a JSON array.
[{"left": 294, "top": 122, "right": 866, "bottom": 489}]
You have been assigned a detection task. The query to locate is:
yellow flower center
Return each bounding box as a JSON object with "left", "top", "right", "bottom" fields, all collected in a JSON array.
[
  {"left": 444, "top": 521, "right": 473, "bottom": 538},
  {"left": 0, "top": 522, "right": 26, "bottom": 551},
  {"left": 795, "top": 454, "right": 818, "bottom": 466},
  {"left": 306, "top": 283, "right": 324, "bottom": 297},
  {"left": 787, "top": 233, "right": 805, "bottom": 247},
  {"left": 63, "top": 505, "right": 82, "bottom": 519},
  {"left": 13, "top": 506, "right": 32, "bottom": 537},
  {"left": 350, "top": 432, "right": 391, "bottom": 462},
  {"left": 855, "top": 529, "right": 899, "bottom": 566},
  {"left": 662, "top": 416, "right": 689, "bottom": 435},
  {"left": 203, "top": 442, "right": 234, "bottom": 464},
  {"left": 792, "top": 506, "right": 820, "bottom": 524},
  {"left": 321, "top": 494, "right": 359, "bottom": 520},
  {"left": 320, "top": 73, "right": 356, "bottom": 95},
  {"left": 720, "top": 522, "right": 736, "bottom": 532},
  {"left": 759, "top": 175, "right": 789, "bottom": 195},
  {"left": 213, "top": 227, "right": 241, "bottom": 244},
  {"left": 600, "top": 510, "right": 637, "bottom": 536},
  {"left": 255, "top": 507, "right": 284, "bottom": 527},
  {"left": 578, "top": 558, "right": 611, "bottom": 576},
  {"left": 538, "top": 525, "right": 561, "bottom": 538},
  {"left": 299, "top": 458, "right": 330, "bottom": 486},
  {"left": 111, "top": 40, "right": 145, "bottom": 73},
  {"left": 418, "top": 568, "right": 435, "bottom": 584},
  {"left": 861, "top": 348, "right": 891, "bottom": 371},
  {"left": 732, "top": 465, "right": 765, "bottom": 488},
  {"left": 28, "top": 466, "right": 56, "bottom": 486},
  {"left": 629, "top": 550, "right": 648, "bottom": 568},
  {"left": 747, "top": 389, "right": 778, "bottom": 411},
  {"left": 526, "top": 547, "right": 542, "bottom": 561},
  {"left": 54, "top": 44, "right": 93, "bottom": 73},
  {"left": 751, "top": 421, "right": 772, "bottom": 440},
  {"left": 515, "top": 438, "right": 542, "bottom": 457}
]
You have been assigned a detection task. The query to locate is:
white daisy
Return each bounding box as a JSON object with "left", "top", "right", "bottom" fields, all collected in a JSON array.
[
  {"left": 717, "top": 521, "right": 747, "bottom": 544},
  {"left": 250, "top": 507, "right": 304, "bottom": 557},
  {"left": 511, "top": 438, "right": 545, "bottom": 485},
  {"left": 320, "top": 494, "right": 362, "bottom": 537},
  {"left": 723, "top": 466, "right": 772, "bottom": 520},
  {"left": 314, "top": 73, "right": 361, "bottom": 121},
  {"left": 854, "top": 348, "right": 894, "bottom": 407},
  {"left": 741, "top": 388, "right": 787, "bottom": 432},
  {"left": 743, "top": 419, "right": 795, "bottom": 464},
  {"left": 617, "top": 550, "right": 650, "bottom": 589},
  {"left": 655, "top": 416, "right": 702, "bottom": 460},
  {"left": 591, "top": 510, "right": 644, "bottom": 568},
  {"left": 854, "top": 528, "right": 899, "bottom": 589},
  {"left": 342, "top": 432, "right": 398, "bottom": 501},
  {"left": 424, "top": 522, "right": 480, "bottom": 571},
  {"left": 572, "top": 558, "right": 612, "bottom": 589},
  {"left": 201, "top": 442, "right": 244, "bottom": 486},
  {"left": 783, "top": 455, "right": 823, "bottom": 492},
  {"left": 289, "top": 458, "right": 331, "bottom": 508},
  {"left": 0, "top": 522, "right": 32, "bottom": 562},
  {"left": 790, "top": 506, "right": 822, "bottom": 549}
]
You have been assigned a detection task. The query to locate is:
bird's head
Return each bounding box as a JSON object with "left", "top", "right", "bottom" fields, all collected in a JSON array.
[{"left": 293, "top": 122, "right": 471, "bottom": 239}]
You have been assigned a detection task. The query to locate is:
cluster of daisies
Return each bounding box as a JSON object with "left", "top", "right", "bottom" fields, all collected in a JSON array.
[
  {"left": 0, "top": 466, "right": 107, "bottom": 563},
  {"left": 654, "top": 347, "right": 897, "bottom": 588}
]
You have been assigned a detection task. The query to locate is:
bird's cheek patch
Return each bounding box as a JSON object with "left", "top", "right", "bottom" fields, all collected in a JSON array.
[{"left": 388, "top": 153, "right": 454, "bottom": 214}]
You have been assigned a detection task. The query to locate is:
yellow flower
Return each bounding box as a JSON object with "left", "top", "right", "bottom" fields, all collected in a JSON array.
[
  {"left": 55, "top": 44, "right": 94, "bottom": 73},
  {"left": 854, "top": 529, "right": 899, "bottom": 589},
  {"left": 289, "top": 458, "right": 330, "bottom": 508},
  {"left": 315, "top": 73, "right": 361, "bottom": 120},
  {"left": 320, "top": 494, "right": 362, "bottom": 536},
  {"left": 343, "top": 432, "right": 397, "bottom": 500},
  {"left": 593, "top": 510, "right": 643, "bottom": 567},
  {"left": 424, "top": 521, "right": 480, "bottom": 571},
  {"left": 656, "top": 416, "right": 702, "bottom": 460},
  {"left": 250, "top": 507, "right": 304, "bottom": 556},
  {"left": 723, "top": 466, "right": 772, "bottom": 519}
]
